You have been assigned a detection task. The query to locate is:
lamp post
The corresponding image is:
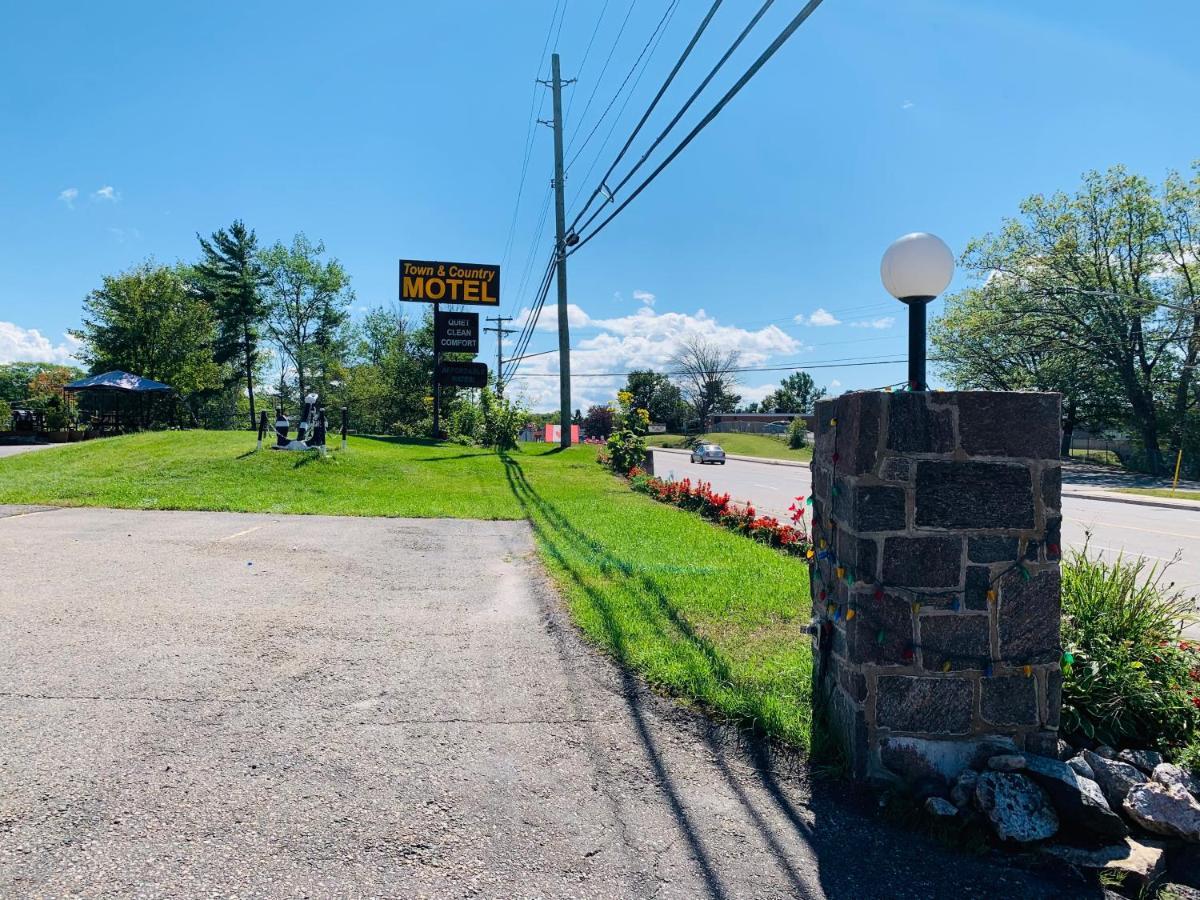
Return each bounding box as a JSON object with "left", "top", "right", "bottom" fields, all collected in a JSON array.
[{"left": 880, "top": 232, "right": 955, "bottom": 391}]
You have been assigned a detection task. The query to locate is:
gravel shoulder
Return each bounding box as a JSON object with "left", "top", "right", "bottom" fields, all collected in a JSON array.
[{"left": 0, "top": 507, "right": 1090, "bottom": 897}]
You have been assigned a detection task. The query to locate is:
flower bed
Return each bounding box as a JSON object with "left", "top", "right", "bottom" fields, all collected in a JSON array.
[{"left": 625, "top": 466, "right": 811, "bottom": 557}]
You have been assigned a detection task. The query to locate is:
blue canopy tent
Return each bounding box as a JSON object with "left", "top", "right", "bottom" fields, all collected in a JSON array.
[{"left": 64, "top": 370, "right": 179, "bottom": 432}]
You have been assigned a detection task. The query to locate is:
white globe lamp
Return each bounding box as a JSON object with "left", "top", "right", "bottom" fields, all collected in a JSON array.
[{"left": 880, "top": 232, "right": 954, "bottom": 390}]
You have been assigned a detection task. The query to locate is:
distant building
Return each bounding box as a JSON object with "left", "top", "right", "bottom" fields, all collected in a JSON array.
[{"left": 520, "top": 423, "right": 581, "bottom": 444}]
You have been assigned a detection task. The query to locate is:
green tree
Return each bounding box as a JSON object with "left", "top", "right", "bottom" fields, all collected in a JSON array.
[
  {"left": 0, "top": 362, "right": 83, "bottom": 403},
  {"left": 344, "top": 305, "right": 434, "bottom": 435},
  {"left": 932, "top": 284, "right": 1125, "bottom": 454},
  {"left": 622, "top": 369, "right": 687, "bottom": 430},
  {"left": 70, "top": 262, "right": 222, "bottom": 405},
  {"left": 260, "top": 234, "right": 353, "bottom": 401},
  {"left": 757, "top": 371, "right": 827, "bottom": 414},
  {"left": 937, "top": 165, "right": 1200, "bottom": 473},
  {"left": 196, "top": 219, "right": 269, "bottom": 428}
]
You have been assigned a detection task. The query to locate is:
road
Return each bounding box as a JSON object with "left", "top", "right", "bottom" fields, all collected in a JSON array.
[
  {"left": 0, "top": 443, "right": 61, "bottom": 458},
  {"left": 651, "top": 449, "right": 1200, "bottom": 638},
  {"left": 0, "top": 505, "right": 1084, "bottom": 898}
]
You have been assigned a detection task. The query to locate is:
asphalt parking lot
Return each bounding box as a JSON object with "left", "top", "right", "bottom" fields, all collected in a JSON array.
[{"left": 0, "top": 506, "right": 1082, "bottom": 898}]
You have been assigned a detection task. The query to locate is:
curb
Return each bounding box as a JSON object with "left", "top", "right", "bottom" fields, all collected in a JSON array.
[
  {"left": 649, "top": 447, "right": 811, "bottom": 470},
  {"left": 1061, "top": 489, "right": 1200, "bottom": 512}
]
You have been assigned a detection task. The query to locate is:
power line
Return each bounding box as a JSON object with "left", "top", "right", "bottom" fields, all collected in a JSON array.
[
  {"left": 506, "top": 186, "right": 553, "bottom": 321},
  {"left": 569, "top": 0, "right": 826, "bottom": 255},
  {"left": 564, "top": 0, "right": 612, "bottom": 125},
  {"left": 567, "top": 0, "right": 720, "bottom": 193},
  {"left": 502, "top": 254, "right": 557, "bottom": 384},
  {"left": 499, "top": 0, "right": 566, "bottom": 272},
  {"left": 505, "top": 356, "right": 908, "bottom": 379},
  {"left": 563, "top": 0, "right": 637, "bottom": 156},
  {"left": 570, "top": 0, "right": 769, "bottom": 233},
  {"left": 565, "top": 6, "right": 681, "bottom": 213},
  {"left": 564, "top": 0, "right": 679, "bottom": 171}
]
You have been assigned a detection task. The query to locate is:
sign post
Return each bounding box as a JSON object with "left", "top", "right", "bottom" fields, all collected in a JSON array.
[
  {"left": 399, "top": 259, "right": 498, "bottom": 440},
  {"left": 432, "top": 302, "right": 441, "bottom": 439}
]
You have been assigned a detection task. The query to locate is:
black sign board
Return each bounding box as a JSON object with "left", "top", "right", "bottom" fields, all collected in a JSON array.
[
  {"left": 436, "top": 361, "right": 488, "bottom": 389},
  {"left": 435, "top": 311, "right": 479, "bottom": 354},
  {"left": 400, "top": 259, "right": 500, "bottom": 306}
]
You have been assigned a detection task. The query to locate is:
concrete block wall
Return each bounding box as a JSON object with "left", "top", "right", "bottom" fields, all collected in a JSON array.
[{"left": 808, "top": 390, "right": 1063, "bottom": 779}]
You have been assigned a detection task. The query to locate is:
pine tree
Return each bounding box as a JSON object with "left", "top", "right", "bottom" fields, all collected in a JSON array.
[{"left": 196, "top": 220, "right": 269, "bottom": 428}]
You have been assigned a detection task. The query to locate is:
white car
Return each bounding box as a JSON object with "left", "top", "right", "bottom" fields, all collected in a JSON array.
[{"left": 690, "top": 442, "right": 726, "bottom": 465}]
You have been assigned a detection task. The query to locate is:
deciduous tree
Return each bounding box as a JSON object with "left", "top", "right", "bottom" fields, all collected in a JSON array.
[
  {"left": 934, "top": 165, "right": 1200, "bottom": 473},
  {"left": 71, "top": 262, "right": 222, "bottom": 405},
  {"left": 668, "top": 337, "right": 741, "bottom": 425},
  {"left": 260, "top": 234, "right": 353, "bottom": 401}
]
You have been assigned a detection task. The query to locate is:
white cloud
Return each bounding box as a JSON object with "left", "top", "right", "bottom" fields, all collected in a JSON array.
[
  {"left": 0, "top": 322, "right": 81, "bottom": 365},
  {"left": 58, "top": 187, "right": 78, "bottom": 208},
  {"left": 829, "top": 379, "right": 842, "bottom": 390},
  {"left": 901, "top": 100, "right": 915, "bottom": 110},
  {"left": 849, "top": 316, "right": 895, "bottom": 329},
  {"left": 795, "top": 307, "right": 841, "bottom": 327},
  {"left": 632, "top": 290, "right": 656, "bottom": 307},
  {"left": 505, "top": 304, "right": 801, "bottom": 412},
  {"left": 92, "top": 185, "right": 119, "bottom": 202}
]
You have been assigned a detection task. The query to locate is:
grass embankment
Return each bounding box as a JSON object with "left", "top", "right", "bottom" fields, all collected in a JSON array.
[
  {"left": 647, "top": 431, "right": 812, "bottom": 462},
  {"left": 0, "top": 432, "right": 814, "bottom": 748},
  {"left": 1117, "top": 487, "right": 1200, "bottom": 502}
]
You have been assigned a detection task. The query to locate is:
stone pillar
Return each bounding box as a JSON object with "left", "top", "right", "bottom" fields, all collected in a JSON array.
[{"left": 808, "top": 391, "right": 1063, "bottom": 780}]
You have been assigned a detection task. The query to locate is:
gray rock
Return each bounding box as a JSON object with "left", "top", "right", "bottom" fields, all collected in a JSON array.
[
  {"left": 1067, "top": 755, "right": 1095, "bottom": 780},
  {"left": 879, "top": 736, "right": 973, "bottom": 794},
  {"left": 969, "top": 736, "right": 1021, "bottom": 769},
  {"left": 1094, "top": 745, "right": 1116, "bottom": 759},
  {"left": 1117, "top": 748, "right": 1164, "bottom": 775},
  {"left": 1154, "top": 762, "right": 1200, "bottom": 798},
  {"left": 1084, "top": 750, "right": 1147, "bottom": 809},
  {"left": 1021, "top": 753, "right": 1128, "bottom": 838},
  {"left": 1041, "top": 837, "right": 1166, "bottom": 887},
  {"left": 1022, "top": 732, "right": 1071, "bottom": 761},
  {"left": 1159, "top": 885, "right": 1200, "bottom": 900},
  {"left": 952, "top": 769, "right": 979, "bottom": 809},
  {"left": 974, "top": 771, "right": 1059, "bottom": 843},
  {"left": 925, "top": 796, "right": 959, "bottom": 817},
  {"left": 988, "top": 754, "right": 1027, "bottom": 772},
  {"left": 1123, "top": 782, "right": 1200, "bottom": 843}
]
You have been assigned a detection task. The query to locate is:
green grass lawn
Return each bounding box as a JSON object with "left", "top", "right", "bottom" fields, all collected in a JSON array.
[
  {"left": 1117, "top": 487, "right": 1200, "bottom": 502},
  {"left": 0, "top": 431, "right": 814, "bottom": 748},
  {"left": 647, "top": 431, "right": 812, "bottom": 462}
]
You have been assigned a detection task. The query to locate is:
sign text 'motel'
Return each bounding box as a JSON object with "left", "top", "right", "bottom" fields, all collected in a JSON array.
[
  {"left": 400, "top": 259, "right": 500, "bottom": 306},
  {"left": 435, "top": 311, "right": 479, "bottom": 354},
  {"left": 436, "top": 361, "right": 489, "bottom": 389}
]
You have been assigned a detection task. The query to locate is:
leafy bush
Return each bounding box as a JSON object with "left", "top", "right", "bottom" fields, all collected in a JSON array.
[
  {"left": 1060, "top": 543, "right": 1200, "bottom": 756},
  {"left": 0, "top": 399, "right": 11, "bottom": 429},
  {"left": 446, "top": 399, "right": 483, "bottom": 444},
  {"left": 604, "top": 428, "right": 646, "bottom": 474},
  {"left": 787, "top": 417, "right": 808, "bottom": 450},
  {"left": 479, "top": 389, "right": 524, "bottom": 450}
]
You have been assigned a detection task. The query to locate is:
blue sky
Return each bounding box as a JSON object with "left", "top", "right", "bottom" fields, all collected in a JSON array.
[{"left": 2, "top": 1, "right": 1198, "bottom": 411}]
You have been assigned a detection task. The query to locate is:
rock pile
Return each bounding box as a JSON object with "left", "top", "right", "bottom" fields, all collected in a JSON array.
[{"left": 884, "top": 740, "right": 1200, "bottom": 890}]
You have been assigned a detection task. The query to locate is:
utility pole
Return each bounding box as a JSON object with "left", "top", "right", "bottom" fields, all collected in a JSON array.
[
  {"left": 484, "top": 316, "right": 515, "bottom": 396},
  {"left": 549, "top": 53, "right": 572, "bottom": 448}
]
